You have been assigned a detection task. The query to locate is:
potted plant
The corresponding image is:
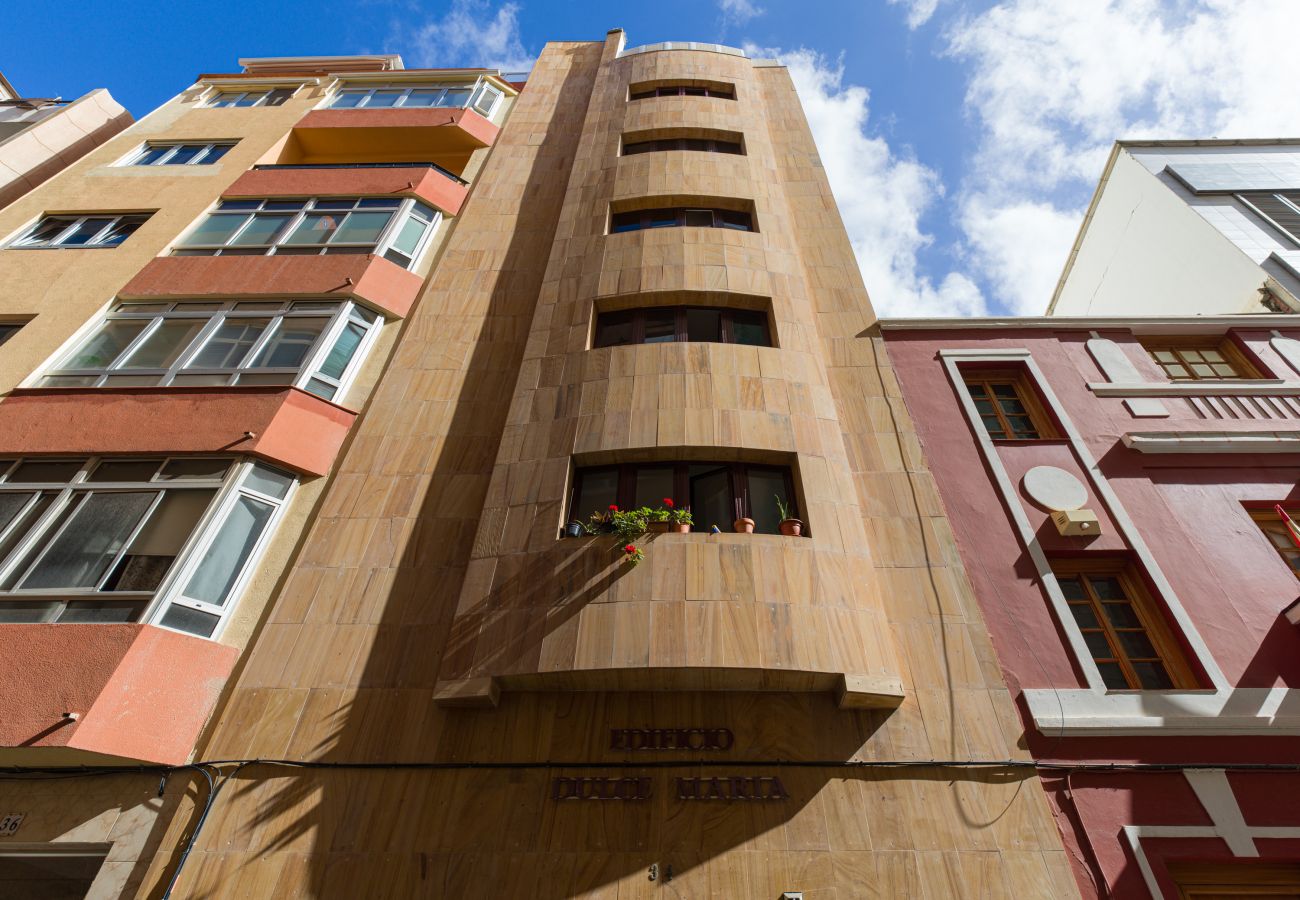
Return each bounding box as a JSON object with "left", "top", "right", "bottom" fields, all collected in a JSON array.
[
  {"left": 646, "top": 504, "right": 672, "bottom": 533},
  {"left": 581, "top": 505, "right": 622, "bottom": 535},
  {"left": 666, "top": 498, "right": 692, "bottom": 533},
  {"left": 564, "top": 520, "right": 585, "bottom": 538},
  {"left": 775, "top": 495, "right": 803, "bottom": 537},
  {"left": 733, "top": 515, "right": 755, "bottom": 534}
]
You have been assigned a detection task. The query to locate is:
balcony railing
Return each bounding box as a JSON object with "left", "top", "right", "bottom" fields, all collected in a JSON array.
[{"left": 252, "top": 161, "right": 468, "bottom": 186}]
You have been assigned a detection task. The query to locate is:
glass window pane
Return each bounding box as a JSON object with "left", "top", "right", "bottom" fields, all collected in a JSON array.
[
  {"left": 643, "top": 309, "right": 677, "bottom": 343},
  {"left": 0, "top": 493, "right": 33, "bottom": 535},
  {"left": 730, "top": 310, "right": 769, "bottom": 346},
  {"left": 96, "top": 217, "right": 146, "bottom": 247},
  {"left": 1097, "top": 662, "right": 1130, "bottom": 690},
  {"left": 333, "top": 211, "right": 393, "bottom": 244},
  {"left": 158, "top": 458, "right": 232, "bottom": 481},
  {"left": 58, "top": 218, "right": 113, "bottom": 246},
  {"left": 633, "top": 466, "right": 675, "bottom": 509},
  {"left": 573, "top": 468, "right": 619, "bottom": 520},
  {"left": 243, "top": 464, "right": 294, "bottom": 500},
  {"left": 332, "top": 91, "right": 365, "bottom": 108},
  {"left": 233, "top": 92, "right": 263, "bottom": 107},
  {"left": 134, "top": 145, "right": 170, "bottom": 165},
  {"left": 248, "top": 317, "right": 329, "bottom": 369},
  {"left": 316, "top": 321, "right": 368, "bottom": 381},
  {"left": 182, "top": 213, "right": 248, "bottom": 247},
  {"left": 228, "top": 214, "right": 292, "bottom": 247},
  {"left": 0, "top": 601, "right": 56, "bottom": 622},
  {"left": 283, "top": 212, "right": 341, "bottom": 246},
  {"left": 106, "top": 489, "right": 215, "bottom": 591},
  {"left": 688, "top": 464, "right": 733, "bottom": 534},
  {"left": 686, "top": 308, "right": 722, "bottom": 343},
  {"left": 159, "top": 604, "right": 220, "bottom": 637},
  {"left": 88, "top": 460, "right": 162, "bottom": 482},
  {"left": 180, "top": 494, "right": 275, "bottom": 606},
  {"left": 1056, "top": 576, "right": 1086, "bottom": 600},
  {"left": 16, "top": 217, "right": 76, "bottom": 246},
  {"left": 1088, "top": 576, "right": 1126, "bottom": 601},
  {"left": 58, "top": 602, "right": 142, "bottom": 623},
  {"left": 305, "top": 378, "right": 337, "bottom": 400},
  {"left": 19, "top": 491, "right": 157, "bottom": 590},
  {"left": 0, "top": 492, "right": 55, "bottom": 570},
  {"left": 1083, "top": 631, "right": 1113, "bottom": 659},
  {"left": 594, "top": 311, "right": 634, "bottom": 348},
  {"left": 367, "top": 90, "right": 403, "bottom": 108},
  {"left": 186, "top": 318, "right": 270, "bottom": 369},
  {"left": 1103, "top": 603, "right": 1142, "bottom": 629},
  {"left": 264, "top": 89, "right": 294, "bottom": 106},
  {"left": 1118, "top": 631, "right": 1158, "bottom": 659},
  {"left": 60, "top": 320, "right": 148, "bottom": 369},
  {"left": 198, "top": 144, "right": 231, "bottom": 164},
  {"left": 165, "top": 145, "right": 203, "bottom": 165},
  {"left": 746, "top": 467, "right": 789, "bottom": 534},
  {"left": 1132, "top": 661, "right": 1174, "bottom": 689},
  {"left": 438, "top": 88, "right": 472, "bottom": 107},
  {"left": 389, "top": 215, "right": 429, "bottom": 258},
  {"left": 1068, "top": 602, "right": 1100, "bottom": 629},
  {"left": 403, "top": 89, "right": 439, "bottom": 107},
  {"left": 7, "top": 461, "right": 83, "bottom": 483},
  {"left": 119, "top": 319, "right": 206, "bottom": 369}
]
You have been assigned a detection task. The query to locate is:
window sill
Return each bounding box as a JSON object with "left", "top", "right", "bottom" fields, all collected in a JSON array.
[{"left": 1024, "top": 686, "right": 1300, "bottom": 735}]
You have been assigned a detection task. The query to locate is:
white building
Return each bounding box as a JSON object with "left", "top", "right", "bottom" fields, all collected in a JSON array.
[{"left": 1050, "top": 139, "right": 1300, "bottom": 317}]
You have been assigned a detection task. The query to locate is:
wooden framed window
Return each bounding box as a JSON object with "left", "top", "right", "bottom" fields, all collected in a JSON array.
[
  {"left": 570, "top": 461, "right": 799, "bottom": 535},
  {"left": 1249, "top": 508, "right": 1300, "bottom": 578},
  {"left": 610, "top": 207, "right": 754, "bottom": 234},
  {"left": 1052, "top": 561, "right": 1195, "bottom": 690},
  {"left": 593, "top": 306, "right": 771, "bottom": 348},
  {"left": 962, "top": 371, "right": 1053, "bottom": 440},
  {"left": 1171, "top": 862, "right": 1300, "bottom": 899},
  {"left": 1141, "top": 336, "right": 1259, "bottom": 381}
]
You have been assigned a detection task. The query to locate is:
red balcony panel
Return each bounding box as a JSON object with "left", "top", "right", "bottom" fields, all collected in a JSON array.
[
  {"left": 225, "top": 165, "right": 469, "bottom": 216},
  {"left": 291, "top": 107, "right": 499, "bottom": 162},
  {"left": 0, "top": 623, "right": 238, "bottom": 764},
  {"left": 121, "top": 253, "right": 422, "bottom": 318},
  {"left": 0, "top": 386, "right": 355, "bottom": 476}
]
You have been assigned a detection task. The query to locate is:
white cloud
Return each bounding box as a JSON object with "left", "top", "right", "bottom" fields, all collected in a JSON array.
[
  {"left": 401, "top": 0, "right": 534, "bottom": 72},
  {"left": 747, "top": 45, "right": 987, "bottom": 318},
  {"left": 888, "top": 0, "right": 944, "bottom": 29},
  {"left": 720, "top": 0, "right": 764, "bottom": 25},
  {"left": 946, "top": 0, "right": 1300, "bottom": 314}
]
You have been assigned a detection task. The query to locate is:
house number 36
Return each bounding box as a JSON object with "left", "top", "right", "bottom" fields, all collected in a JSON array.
[{"left": 0, "top": 814, "right": 24, "bottom": 837}]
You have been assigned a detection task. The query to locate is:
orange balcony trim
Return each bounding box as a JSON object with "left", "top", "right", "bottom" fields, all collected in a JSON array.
[{"left": 225, "top": 165, "right": 468, "bottom": 217}]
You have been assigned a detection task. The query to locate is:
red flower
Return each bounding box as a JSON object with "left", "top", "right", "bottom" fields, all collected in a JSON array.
[
  {"left": 608, "top": 504, "right": 619, "bottom": 511},
  {"left": 624, "top": 544, "right": 636, "bottom": 553},
  {"left": 663, "top": 498, "right": 674, "bottom": 508}
]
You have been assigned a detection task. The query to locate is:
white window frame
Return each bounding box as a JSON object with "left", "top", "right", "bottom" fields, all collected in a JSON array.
[
  {"left": 5, "top": 213, "right": 151, "bottom": 250},
  {"left": 121, "top": 141, "right": 237, "bottom": 167},
  {"left": 173, "top": 196, "right": 441, "bottom": 271},
  {"left": 326, "top": 76, "right": 504, "bottom": 118},
  {"left": 40, "top": 298, "right": 382, "bottom": 402},
  {"left": 204, "top": 87, "right": 298, "bottom": 108},
  {"left": 0, "top": 456, "right": 295, "bottom": 640}
]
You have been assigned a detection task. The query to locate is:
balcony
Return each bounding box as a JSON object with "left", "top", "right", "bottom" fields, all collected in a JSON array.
[
  {"left": 0, "top": 386, "right": 354, "bottom": 476},
  {"left": 227, "top": 162, "right": 470, "bottom": 217},
  {"left": 0, "top": 623, "right": 237, "bottom": 764},
  {"left": 285, "top": 106, "right": 498, "bottom": 173}
]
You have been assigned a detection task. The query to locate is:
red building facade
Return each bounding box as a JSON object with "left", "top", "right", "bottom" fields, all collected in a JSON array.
[{"left": 883, "top": 317, "right": 1300, "bottom": 898}]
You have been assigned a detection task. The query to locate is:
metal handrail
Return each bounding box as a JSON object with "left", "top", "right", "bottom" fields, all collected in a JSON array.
[{"left": 251, "top": 161, "right": 468, "bottom": 186}]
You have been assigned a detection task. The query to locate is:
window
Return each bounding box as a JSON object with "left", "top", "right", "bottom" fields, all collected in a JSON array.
[
  {"left": 0, "top": 846, "right": 109, "bottom": 899},
  {"left": 570, "top": 462, "right": 799, "bottom": 535},
  {"left": 205, "top": 88, "right": 296, "bottom": 108},
  {"left": 610, "top": 207, "right": 754, "bottom": 234},
  {"left": 0, "top": 456, "right": 293, "bottom": 637},
  {"left": 125, "top": 141, "right": 235, "bottom": 167},
  {"left": 41, "top": 299, "right": 378, "bottom": 400},
  {"left": 174, "top": 197, "right": 440, "bottom": 270},
  {"left": 629, "top": 83, "right": 735, "bottom": 100},
  {"left": 623, "top": 137, "right": 743, "bottom": 156},
  {"left": 1238, "top": 191, "right": 1300, "bottom": 246},
  {"left": 0, "top": 324, "right": 20, "bottom": 348},
  {"left": 7, "top": 214, "right": 151, "bottom": 250},
  {"left": 1171, "top": 862, "right": 1300, "bottom": 899},
  {"left": 1142, "top": 337, "right": 1258, "bottom": 381},
  {"left": 962, "top": 372, "right": 1053, "bottom": 440},
  {"left": 329, "top": 81, "right": 504, "bottom": 117},
  {"left": 1250, "top": 508, "right": 1300, "bottom": 577},
  {"left": 1053, "top": 562, "right": 1193, "bottom": 690},
  {"left": 594, "top": 306, "right": 771, "bottom": 348}
]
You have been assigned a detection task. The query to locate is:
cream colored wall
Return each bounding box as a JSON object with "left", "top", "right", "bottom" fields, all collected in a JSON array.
[{"left": 1051, "top": 150, "right": 1272, "bottom": 316}]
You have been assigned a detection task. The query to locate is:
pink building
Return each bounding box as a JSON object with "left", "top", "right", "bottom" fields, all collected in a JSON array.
[{"left": 883, "top": 315, "right": 1300, "bottom": 898}]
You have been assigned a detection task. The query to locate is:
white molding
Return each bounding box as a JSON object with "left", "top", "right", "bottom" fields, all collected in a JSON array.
[
  {"left": 1124, "top": 432, "right": 1300, "bottom": 454},
  {"left": 942, "top": 350, "right": 1228, "bottom": 692},
  {"left": 883, "top": 314, "right": 1300, "bottom": 332},
  {"left": 1090, "top": 381, "right": 1294, "bottom": 396},
  {"left": 1024, "top": 686, "right": 1300, "bottom": 735}
]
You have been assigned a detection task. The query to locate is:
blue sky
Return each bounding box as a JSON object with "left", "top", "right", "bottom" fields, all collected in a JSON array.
[{"left": 3, "top": 0, "right": 1298, "bottom": 316}]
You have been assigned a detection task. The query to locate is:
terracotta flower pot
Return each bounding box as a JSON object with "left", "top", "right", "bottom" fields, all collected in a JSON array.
[
  {"left": 733, "top": 517, "right": 755, "bottom": 534},
  {"left": 779, "top": 519, "right": 803, "bottom": 537},
  {"left": 670, "top": 522, "right": 691, "bottom": 534},
  {"left": 648, "top": 521, "right": 670, "bottom": 533}
]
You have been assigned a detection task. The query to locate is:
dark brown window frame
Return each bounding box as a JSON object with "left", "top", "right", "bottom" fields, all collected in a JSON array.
[
  {"left": 1140, "top": 334, "right": 1261, "bottom": 382},
  {"left": 569, "top": 461, "right": 800, "bottom": 535},
  {"left": 610, "top": 207, "right": 754, "bottom": 234},
  {"left": 622, "top": 137, "right": 744, "bottom": 156},
  {"left": 1248, "top": 507, "right": 1300, "bottom": 578},
  {"left": 593, "top": 305, "right": 771, "bottom": 348},
  {"left": 1051, "top": 559, "right": 1197, "bottom": 691},
  {"left": 961, "top": 369, "right": 1056, "bottom": 440},
  {"left": 629, "top": 84, "right": 735, "bottom": 101}
]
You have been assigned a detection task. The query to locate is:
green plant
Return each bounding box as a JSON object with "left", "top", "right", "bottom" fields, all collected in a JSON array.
[
  {"left": 669, "top": 507, "right": 693, "bottom": 525},
  {"left": 622, "top": 542, "right": 645, "bottom": 565},
  {"left": 610, "top": 506, "right": 651, "bottom": 539},
  {"left": 645, "top": 507, "right": 671, "bottom": 523},
  {"left": 775, "top": 494, "right": 795, "bottom": 522}
]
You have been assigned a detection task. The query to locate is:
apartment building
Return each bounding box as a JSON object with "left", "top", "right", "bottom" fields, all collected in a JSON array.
[
  {"left": 1050, "top": 139, "right": 1300, "bottom": 316},
  {"left": 885, "top": 141, "right": 1300, "bottom": 896},
  {"left": 0, "top": 71, "right": 132, "bottom": 210},
  {"left": 0, "top": 31, "right": 1077, "bottom": 899}
]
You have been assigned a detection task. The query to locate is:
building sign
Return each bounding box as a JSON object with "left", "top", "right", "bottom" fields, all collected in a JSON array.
[
  {"left": 609, "top": 728, "right": 734, "bottom": 751},
  {"left": 0, "top": 814, "right": 24, "bottom": 837},
  {"left": 550, "top": 775, "right": 788, "bottom": 802}
]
